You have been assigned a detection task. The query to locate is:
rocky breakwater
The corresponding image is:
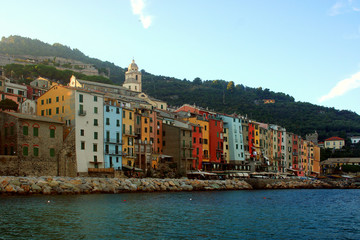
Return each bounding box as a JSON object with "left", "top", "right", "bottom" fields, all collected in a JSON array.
[
  {"left": 245, "top": 178, "right": 360, "bottom": 189},
  {"left": 0, "top": 176, "right": 253, "bottom": 195}
]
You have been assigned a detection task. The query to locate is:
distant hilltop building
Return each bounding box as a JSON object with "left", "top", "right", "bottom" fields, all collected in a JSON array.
[
  {"left": 324, "top": 137, "right": 345, "bottom": 149},
  {"left": 263, "top": 99, "right": 275, "bottom": 104},
  {"left": 123, "top": 59, "right": 142, "bottom": 92}
]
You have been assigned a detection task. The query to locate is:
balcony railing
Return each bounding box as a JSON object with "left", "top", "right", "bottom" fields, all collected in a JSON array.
[
  {"left": 123, "top": 130, "right": 136, "bottom": 136},
  {"left": 182, "top": 144, "right": 194, "bottom": 149},
  {"left": 105, "top": 139, "right": 123, "bottom": 144},
  {"left": 105, "top": 151, "right": 124, "bottom": 156},
  {"left": 78, "top": 110, "right": 86, "bottom": 116}
]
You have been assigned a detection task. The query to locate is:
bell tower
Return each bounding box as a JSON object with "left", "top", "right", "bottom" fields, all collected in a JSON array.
[{"left": 123, "top": 59, "right": 142, "bottom": 92}]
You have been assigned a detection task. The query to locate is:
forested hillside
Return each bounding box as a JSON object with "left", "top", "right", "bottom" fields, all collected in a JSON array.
[
  {"left": 0, "top": 35, "right": 125, "bottom": 84},
  {"left": 1, "top": 35, "right": 360, "bottom": 141}
]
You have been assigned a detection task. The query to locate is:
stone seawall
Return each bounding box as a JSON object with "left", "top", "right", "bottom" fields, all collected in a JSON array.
[{"left": 0, "top": 176, "right": 359, "bottom": 195}]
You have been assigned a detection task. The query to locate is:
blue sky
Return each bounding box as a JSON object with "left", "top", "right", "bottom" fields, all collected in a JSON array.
[{"left": 1, "top": 0, "right": 360, "bottom": 114}]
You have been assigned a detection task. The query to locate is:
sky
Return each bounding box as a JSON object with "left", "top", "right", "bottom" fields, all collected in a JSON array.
[{"left": 1, "top": 0, "right": 360, "bottom": 114}]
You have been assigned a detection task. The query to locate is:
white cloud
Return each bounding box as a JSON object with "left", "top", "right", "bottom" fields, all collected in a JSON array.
[
  {"left": 328, "top": 0, "right": 360, "bottom": 15},
  {"left": 130, "top": 0, "right": 152, "bottom": 29},
  {"left": 328, "top": 1, "right": 344, "bottom": 16},
  {"left": 319, "top": 71, "right": 360, "bottom": 102}
]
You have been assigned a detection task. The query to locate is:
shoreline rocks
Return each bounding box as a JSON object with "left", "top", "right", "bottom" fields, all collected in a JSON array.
[{"left": 0, "top": 176, "right": 358, "bottom": 195}]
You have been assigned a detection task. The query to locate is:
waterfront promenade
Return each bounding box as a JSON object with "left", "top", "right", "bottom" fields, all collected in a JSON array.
[{"left": 1, "top": 176, "right": 359, "bottom": 195}]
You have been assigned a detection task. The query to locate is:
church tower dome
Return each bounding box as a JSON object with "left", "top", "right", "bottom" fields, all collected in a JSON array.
[{"left": 128, "top": 59, "right": 138, "bottom": 71}]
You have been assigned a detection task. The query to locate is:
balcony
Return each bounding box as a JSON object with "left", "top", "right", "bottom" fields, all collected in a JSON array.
[
  {"left": 123, "top": 130, "right": 136, "bottom": 137},
  {"left": 105, "top": 139, "right": 123, "bottom": 145},
  {"left": 78, "top": 110, "right": 87, "bottom": 116},
  {"left": 182, "top": 144, "right": 194, "bottom": 149},
  {"left": 122, "top": 153, "right": 136, "bottom": 158},
  {"left": 105, "top": 151, "right": 124, "bottom": 156}
]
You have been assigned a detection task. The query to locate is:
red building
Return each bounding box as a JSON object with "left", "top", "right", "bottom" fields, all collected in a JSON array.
[
  {"left": 292, "top": 134, "right": 300, "bottom": 175},
  {"left": 208, "top": 116, "right": 223, "bottom": 163},
  {"left": 190, "top": 123, "right": 203, "bottom": 169},
  {"left": 248, "top": 122, "right": 255, "bottom": 158},
  {"left": 176, "top": 104, "right": 224, "bottom": 164}
]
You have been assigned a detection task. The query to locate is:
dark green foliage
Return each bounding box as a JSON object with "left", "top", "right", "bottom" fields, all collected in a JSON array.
[
  {"left": 320, "top": 141, "right": 360, "bottom": 160},
  {"left": 341, "top": 165, "right": 360, "bottom": 173},
  {"left": 3, "top": 64, "right": 112, "bottom": 85},
  {"left": 0, "top": 35, "right": 125, "bottom": 84},
  {"left": 0, "top": 99, "right": 18, "bottom": 111}
]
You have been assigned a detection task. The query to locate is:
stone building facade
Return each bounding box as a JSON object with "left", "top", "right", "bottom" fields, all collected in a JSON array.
[{"left": 0, "top": 111, "right": 65, "bottom": 176}]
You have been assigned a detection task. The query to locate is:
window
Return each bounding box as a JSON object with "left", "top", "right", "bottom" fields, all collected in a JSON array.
[
  {"left": 106, "top": 106, "right": 110, "bottom": 112},
  {"left": 79, "top": 94, "right": 83, "bottom": 103},
  {"left": 94, "top": 107, "right": 98, "bottom": 114},
  {"left": 79, "top": 104, "right": 84, "bottom": 114},
  {"left": 62, "top": 95, "right": 64, "bottom": 101},
  {"left": 50, "top": 148, "right": 55, "bottom": 157},
  {"left": 56, "top": 107, "right": 59, "bottom": 114},
  {"left": 33, "top": 147, "right": 39, "bottom": 156},
  {"left": 81, "top": 141, "right": 85, "bottom": 150},
  {"left": 94, "top": 132, "right": 98, "bottom": 140},
  {"left": 23, "top": 146, "right": 28, "bottom": 156},
  {"left": 123, "top": 111, "right": 126, "bottom": 118},
  {"left": 62, "top": 106, "right": 64, "bottom": 113},
  {"left": 130, "top": 125, "right": 132, "bottom": 134},
  {"left": 50, "top": 129, "right": 55, "bottom": 138},
  {"left": 106, "top": 131, "right": 110, "bottom": 141},
  {"left": 41, "top": 99, "right": 44, "bottom": 105},
  {"left": 33, "top": 127, "right": 39, "bottom": 137},
  {"left": 80, "top": 129, "right": 84, "bottom": 136},
  {"left": 116, "top": 119, "right": 120, "bottom": 127},
  {"left": 145, "top": 127, "right": 148, "bottom": 133},
  {"left": 94, "top": 119, "right": 98, "bottom": 126},
  {"left": 123, "top": 124, "right": 126, "bottom": 133},
  {"left": 94, "top": 96, "right": 97, "bottom": 102},
  {"left": 106, "top": 118, "right": 110, "bottom": 125},
  {"left": 129, "top": 112, "right": 132, "bottom": 120},
  {"left": 193, "top": 137, "right": 196, "bottom": 143},
  {"left": 116, "top": 108, "right": 120, "bottom": 114},
  {"left": 56, "top": 96, "right": 59, "bottom": 102},
  {"left": 23, "top": 126, "right": 28, "bottom": 135},
  {"left": 48, "top": 109, "right": 52, "bottom": 116},
  {"left": 137, "top": 116, "right": 140, "bottom": 124},
  {"left": 41, "top": 110, "right": 44, "bottom": 116},
  {"left": 93, "top": 144, "right": 97, "bottom": 152},
  {"left": 48, "top": 98, "right": 51, "bottom": 104},
  {"left": 150, "top": 127, "right": 153, "bottom": 133}
]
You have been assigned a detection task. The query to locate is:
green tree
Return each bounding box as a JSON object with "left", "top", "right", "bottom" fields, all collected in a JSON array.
[
  {"left": 0, "top": 99, "right": 18, "bottom": 111},
  {"left": 227, "top": 81, "right": 235, "bottom": 92}
]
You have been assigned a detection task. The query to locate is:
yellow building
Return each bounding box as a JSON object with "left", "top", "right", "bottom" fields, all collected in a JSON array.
[
  {"left": 223, "top": 127, "right": 230, "bottom": 163},
  {"left": 185, "top": 116, "right": 209, "bottom": 164},
  {"left": 122, "top": 107, "right": 136, "bottom": 167},
  {"left": 36, "top": 85, "right": 75, "bottom": 135},
  {"left": 324, "top": 137, "right": 345, "bottom": 150}
]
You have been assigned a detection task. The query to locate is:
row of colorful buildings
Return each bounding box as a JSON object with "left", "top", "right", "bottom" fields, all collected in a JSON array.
[{"left": 0, "top": 61, "right": 321, "bottom": 177}]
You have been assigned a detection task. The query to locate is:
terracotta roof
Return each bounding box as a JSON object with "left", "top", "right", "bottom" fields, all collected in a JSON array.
[{"left": 325, "top": 136, "right": 344, "bottom": 141}]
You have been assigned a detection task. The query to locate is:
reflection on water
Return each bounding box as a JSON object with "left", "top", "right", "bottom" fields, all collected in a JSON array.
[{"left": 1, "top": 190, "right": 360, "bottom": 240}]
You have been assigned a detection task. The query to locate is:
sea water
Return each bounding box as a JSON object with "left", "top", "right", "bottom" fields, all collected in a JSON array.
[{"left": 1, "top": 189, "right": 360, "bottom": 240}]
